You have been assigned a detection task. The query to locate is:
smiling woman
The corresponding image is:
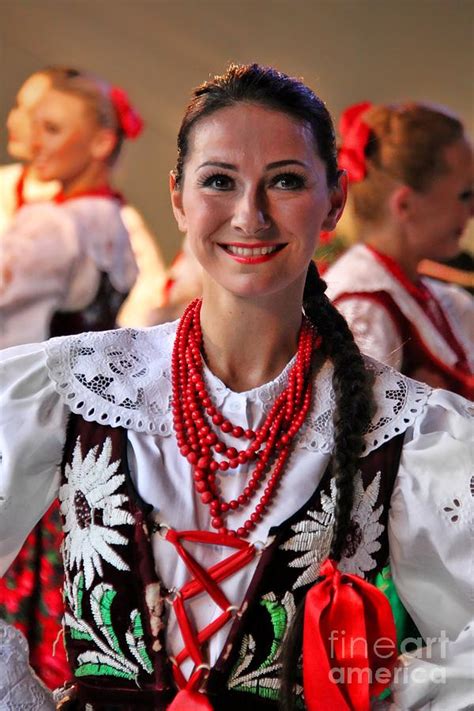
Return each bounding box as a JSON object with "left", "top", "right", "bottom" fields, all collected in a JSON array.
[{"left": 0, "top": 64, "right": 473, "bottom": 711}]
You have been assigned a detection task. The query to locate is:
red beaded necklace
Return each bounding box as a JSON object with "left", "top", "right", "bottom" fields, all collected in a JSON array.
[{"left": 171, "top": 298, "right": 318, "bottom": 539}]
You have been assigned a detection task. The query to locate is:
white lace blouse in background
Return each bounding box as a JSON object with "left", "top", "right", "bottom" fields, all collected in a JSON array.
[
  {"left": 0, "top": 321, "right": 473, "bottom": 710},
  {"left": 325, "top": 244, "right": 474, "bottom": 372},
  {"left": 0, "top": 197, "right": 137, "bottom": 349}
]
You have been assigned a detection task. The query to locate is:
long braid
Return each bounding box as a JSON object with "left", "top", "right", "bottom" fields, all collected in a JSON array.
[
  {"left": 279, "top": 261, "right": 375, "bottom": 710},
  {"left": 303, "top": 260, "right": 375, "bottom": 559}
]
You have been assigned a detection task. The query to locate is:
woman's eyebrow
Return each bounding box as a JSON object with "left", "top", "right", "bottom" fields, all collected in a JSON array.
[
  {"left": 266, "top": 159, "right": 308, "bottom": 169},
  {"left": 197, "top": 161, "right": 236, "bottom": 171}
]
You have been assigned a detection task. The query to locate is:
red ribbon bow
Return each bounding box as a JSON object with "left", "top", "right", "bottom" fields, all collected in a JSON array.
[
  {"left": 337, "top": 101, "right": 372, "bottom": 183},
  {"left": 109, "top": 86, "right": 144, "bottom": 139},
  {"left": 303, "top": 558, "right": 397, "bottom": 711}
]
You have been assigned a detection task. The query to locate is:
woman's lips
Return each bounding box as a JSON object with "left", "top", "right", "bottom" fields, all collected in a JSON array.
[{"left": 219, "top": 242, "right": 286, "bottom": 264}]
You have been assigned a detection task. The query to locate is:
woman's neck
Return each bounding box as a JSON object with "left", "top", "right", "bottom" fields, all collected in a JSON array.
[
  {"left": 60, "top": 162, "right": 111, "bottom": 199},
  {"left": 364, "top": 225, "right": 420, "bottom": 281},
  {"left": 199, "top": 284, "right": 304, "bottom": 393}
]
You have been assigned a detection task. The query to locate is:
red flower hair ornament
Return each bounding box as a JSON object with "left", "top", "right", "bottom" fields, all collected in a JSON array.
[
  {"left": 109, "top": 86, "right": 144, "bottom": 139},
  {"left": 338, "top": 101, "right": 373, "bottom": 184}
]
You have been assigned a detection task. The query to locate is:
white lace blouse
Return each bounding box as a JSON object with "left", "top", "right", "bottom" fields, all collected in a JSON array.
[{"left": 0, "top": 321, "right": 473, "bottom": 710}]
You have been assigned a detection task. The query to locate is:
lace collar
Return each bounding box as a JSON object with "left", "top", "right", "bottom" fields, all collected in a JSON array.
[{"left": 46, "top": 320, "right": 431, "bottom": 455}]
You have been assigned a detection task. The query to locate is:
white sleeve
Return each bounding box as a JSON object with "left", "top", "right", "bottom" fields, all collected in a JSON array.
[
  {"left": 388, "top": 388, "right": 474, "bottom": 710},
  {"left": 0, "top": 203, "right": 80, "bottom": 306},
  {"left": 335, "top": 297, "right": 404, "bottom": 371},
  {"left": 0, "top": 342, "right": 69, "bottom": 575}
]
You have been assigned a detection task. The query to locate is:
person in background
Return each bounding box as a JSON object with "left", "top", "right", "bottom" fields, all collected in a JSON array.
[
  {"left": 325, "top": 101, "right": 474, "bottom": 398},
  {"left": 1, "top": 67, "right": 167, "bottom": 330},
  {"left": 0, "top": 64, "right": 472, "bottom": 710},
  {"left": 0, "top": 67, "right": 78, "bottom": 232},
  {"left": 0, "top": 71, "right": 141, "bottom": 688}
]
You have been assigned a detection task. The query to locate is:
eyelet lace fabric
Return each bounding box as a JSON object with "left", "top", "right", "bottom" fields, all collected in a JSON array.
[
  {"left": 45, "top": 321, "right": 432, "bottom": 454},
  {"left": 0, "top": 620, "right": 55, "bottom": 710}
]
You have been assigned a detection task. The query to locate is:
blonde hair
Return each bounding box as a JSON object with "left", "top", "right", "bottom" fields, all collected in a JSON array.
[
  {"left": 352, "top": 103, "right": 464, "bottom": 224},
  {"left": 50, "top": 73, "right": 124, "bottom": 163}
]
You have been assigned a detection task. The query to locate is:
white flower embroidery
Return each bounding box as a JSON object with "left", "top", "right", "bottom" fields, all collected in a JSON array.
[
  {"left": 59, "top": 437, "right": 134, "bottom": 589},
  {"left": 281, "top": 472, "right": 384, "bottom": 589}
]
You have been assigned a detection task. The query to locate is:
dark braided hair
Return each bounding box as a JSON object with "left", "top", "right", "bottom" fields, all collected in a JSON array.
[
  {"left": 174, "top": 63, "right": 375, "bottom": 709},
  {"left": 175, "top": 63, "right": 339, "bottom": 188},
  {"left": 279, "top": 262, "right": 375, "bottom": 710}
]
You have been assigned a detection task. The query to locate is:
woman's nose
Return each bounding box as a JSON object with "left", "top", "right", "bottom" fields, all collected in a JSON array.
[{"left": 230, "top": 188, "right": 271, "bottom": 235}]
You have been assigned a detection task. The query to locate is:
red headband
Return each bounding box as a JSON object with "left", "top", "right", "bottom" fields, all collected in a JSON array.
[
  {"left": 337, "top": 101, "right": 372, "bottom": 183},
  {"left": 109, "top": 86, "right": 144, "bottom": 139}
]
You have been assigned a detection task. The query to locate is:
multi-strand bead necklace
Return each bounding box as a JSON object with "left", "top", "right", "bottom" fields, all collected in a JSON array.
[{"left": 171, "top": 299, "right": 318, "bottom": 538}]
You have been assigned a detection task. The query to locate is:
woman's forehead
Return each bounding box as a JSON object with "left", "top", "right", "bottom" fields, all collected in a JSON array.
[{"left": 188, "top": 103, "right": 317, "bottom": 163}]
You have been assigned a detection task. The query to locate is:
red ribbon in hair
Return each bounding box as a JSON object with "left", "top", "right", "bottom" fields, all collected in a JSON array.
[
  {"left": 303, "top": 558, "right": 397, "bottom": 711},
  {"left": 109, "top": 86, "right": 144, "bottom": 139},
  {"left": 337, "top": 101, "right": 372, "bottom": 183}
]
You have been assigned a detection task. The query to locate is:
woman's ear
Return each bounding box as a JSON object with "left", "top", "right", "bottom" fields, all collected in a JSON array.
[
  {"left": 170, "top": 171, "right": 187, "bottom": 233},
  {"left": 321, "top": 170, "right": 348, "bottom": 231},
  {"left": 388, "top": 185, "right": 413, "bottom": 222},
  {"left": 91, "top": 128, "right": 118, "bottom": 161}
]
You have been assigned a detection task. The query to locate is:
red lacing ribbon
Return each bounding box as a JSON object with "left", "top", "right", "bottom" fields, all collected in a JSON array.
[
  {"left": 156, "top": 525, "right": 260, "bottom": 709},
  {"left": 338, "top": 101, "right": 373, "bottom": 183}
]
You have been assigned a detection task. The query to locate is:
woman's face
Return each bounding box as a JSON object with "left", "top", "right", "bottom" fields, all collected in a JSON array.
[
  {"left": 6, "top": 73, "right": 51, "bottom": 160},
  {"left": 31, "top": 89, "right": 100, "bottom": 183},
  {"left": 405, "top": 138, "right": 474, "bottom": 261},
  {"left": 171, "top": 103, "right": 345, "bottom": 302}
]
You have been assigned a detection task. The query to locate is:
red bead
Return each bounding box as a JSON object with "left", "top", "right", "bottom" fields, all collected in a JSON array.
[{"left": 171, "top": 300, "right": 315, "bottom": 539}]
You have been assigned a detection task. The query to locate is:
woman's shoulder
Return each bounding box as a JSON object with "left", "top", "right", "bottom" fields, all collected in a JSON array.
[{"left": 44, "top": 321, "right": 178, "bottom": 433}]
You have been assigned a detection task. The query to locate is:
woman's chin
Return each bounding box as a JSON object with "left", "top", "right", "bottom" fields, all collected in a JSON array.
[{"left": 7, "top": 140, "right": 31, "bottom": 161}]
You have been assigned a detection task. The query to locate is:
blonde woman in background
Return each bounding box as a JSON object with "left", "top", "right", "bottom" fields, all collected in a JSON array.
[
  {"left": 325, "top": 101, "right": 474, "bottom": 398},
  {"left": 1, "top": 67, "right": 167, "bottom": 330}
]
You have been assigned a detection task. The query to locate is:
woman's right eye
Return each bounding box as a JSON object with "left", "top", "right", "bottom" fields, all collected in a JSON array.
[{"left": 200, "top": 174, "right": 234, "bottom": 191}]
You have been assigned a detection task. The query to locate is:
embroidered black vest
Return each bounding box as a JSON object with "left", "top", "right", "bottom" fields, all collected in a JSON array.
[{"left": 58, "top": 415, "right": 402, "bottom": 710}]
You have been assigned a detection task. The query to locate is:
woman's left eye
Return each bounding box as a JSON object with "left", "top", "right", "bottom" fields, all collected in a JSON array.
[
  {"left": 270, "top": 172, "right": 307, "bottom": 190},
  {"left": 459, "top": 188, "right": 474, "bottom": 203}
]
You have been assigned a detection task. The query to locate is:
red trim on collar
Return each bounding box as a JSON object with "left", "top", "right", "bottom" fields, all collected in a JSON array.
[
  {"left": 54, "top": 185, "right": 124, "bottom": 204},
  {"left": 15, "top": 166, "right": 28, "bottom": 211},
  {"left": 365, "top": 245, "right": 429, "bottom": 303}
]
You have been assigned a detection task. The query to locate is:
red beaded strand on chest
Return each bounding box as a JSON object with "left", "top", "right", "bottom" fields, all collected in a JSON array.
[{"left": 171, "top": 299, "right": 318, "bottom": 538}]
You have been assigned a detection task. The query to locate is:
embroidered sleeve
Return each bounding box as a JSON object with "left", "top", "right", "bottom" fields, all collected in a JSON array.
[{"left": 388, "top": 389, "right": 474, "bottom": 709}]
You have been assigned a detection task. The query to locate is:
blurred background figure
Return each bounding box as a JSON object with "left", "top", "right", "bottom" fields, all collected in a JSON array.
[
  {"left": 325, "top": 101, "right": 474, "bottom": 398},
  {"left": 0, "top": 67, "right": 167, "bottom": 333},
  {"left": 141, "top": 234, "right": 203, "bottom": 325},
  {"left": 0, "top": 67, "right": 76, "bottom": 231},
  {"left": 0, "top": 70, "right": 143, "bottom": 688}
]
